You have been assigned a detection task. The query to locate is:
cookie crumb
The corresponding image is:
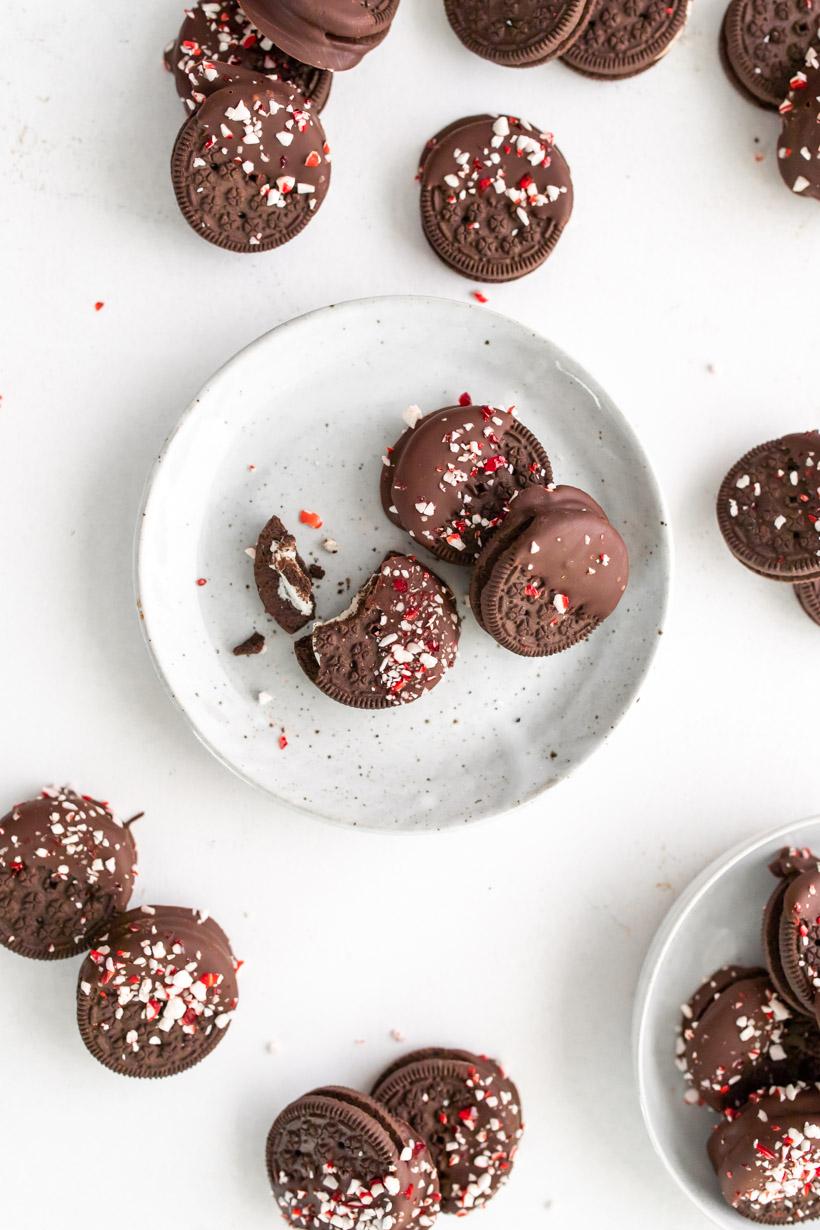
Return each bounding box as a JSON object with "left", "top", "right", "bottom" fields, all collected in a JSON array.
[
  {"left": 322, "top": 538, "right": 339, "bottom": 553},
  {"left": 233, "top": 632, "right": 266, "bottom": 656}
]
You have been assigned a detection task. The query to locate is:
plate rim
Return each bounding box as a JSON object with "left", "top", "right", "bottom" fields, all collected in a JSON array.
[
  {"left": 133, "top": 293, "right": 673, "bottom": 833},
  {"left": 632, "top": 814, "right": 820, "bottom": 1226}
]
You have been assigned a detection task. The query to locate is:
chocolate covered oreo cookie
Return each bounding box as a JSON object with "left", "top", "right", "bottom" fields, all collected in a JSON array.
[
  {"left": 254, "top": 514, "right": 316, "bottom": 632},
  {"left": 381, "top": 402, "right": 551, "bottom": 565},
  {"left": 762, "top": 848, "right": 820, "bottom": 1016},
  {"left": 779, "top": 42, "right": 820, "bottom": 199},
  {"left": 76, "top": 905, "right": 239, "bottom": 1079},
  {"left": 372, "top": 1047, "right": 524, "bottom": 1216},
  {"left": 418, "top": 115, "right": 573, "bottom": 283},
  {"left": 266, "top": 1086, "right": 440, "bottom": 1228},
  {"left": 562, "top": 0, "right": 689, "bottom": 78},
  {"left": 678, "top": 965, "right": 814, "bottom": 1111},
  {"left": 294, "top": 552, "right": 460, "bottom": 707},
  {"left": 166, "top": 0, "right": 332, "bottom": 113},
  {"left": 0, "top": 788, "right": 137, "bottom": 961},
  {"left": 717, "top": 433, "right": 820, "bottom": 582},
  {"left": 795, "top": 578, "right": 820, "bottom": 625},
  {"left": 723, "top": 0, "right": 820, "bottom": 109},
  {"left": 708, "top": 1083, "right": 820, "bottom": 1222},
  {"left": 470, "top": 485, "right": 628, "bottom": 656},
  {"left": 171, "top": 79, "right": 331, "bottom": 253},
  {"left": 241, "top": 0, "right": 400, "bottom": 70},
  {"left": 763, "top": 848, "right": 820, "bottom": 1024},
  {"left": 444, "top": 0, "right": 592, "bottom": 65}
]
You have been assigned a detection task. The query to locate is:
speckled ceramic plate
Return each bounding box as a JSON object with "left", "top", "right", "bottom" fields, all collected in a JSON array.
[
  {"left": 634, "top": 817, "right": 820, "bottom": 1228},
  {"left": 135, "top": 296, "right": 670, "bottom": 831}
]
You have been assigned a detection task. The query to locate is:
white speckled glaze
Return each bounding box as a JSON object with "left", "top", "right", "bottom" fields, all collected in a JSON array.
[
  {"left": 135, "top": 296, "right": 670, "bottom": 831},
  {"left": 634, "top": 817, "right": 820, "bottom": 1229}
]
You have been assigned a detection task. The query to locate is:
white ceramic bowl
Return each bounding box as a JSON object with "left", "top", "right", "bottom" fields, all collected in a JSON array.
[
  {"left": 136, "top": 295, "right": 670, "bottom": 831},
  {"left": 634, "top": 817, "right": 820, "bottom": 1228}
]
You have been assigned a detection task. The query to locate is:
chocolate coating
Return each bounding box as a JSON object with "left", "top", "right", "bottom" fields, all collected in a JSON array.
[
  {"left": 562, "top": 0, "right": 689, "bottom": 78},
  {"left": 723, "top": 0, "right": 820, "bottom": 109},
  {"left": 779, "top": 45, "right": 820, "bottom": 200},
  {"left": 254, "top": 514, "right": 316, "bottom": 633},
  {"left": 266, "top": 1085, "right": 439, "bottom": 1228},
  {"left": 444, "top": 0, "right": 592, "bottom": 65},
  {"left": 708, "top": 1084, "right": 820, "bottom": 1222},
  {"left": 294, "top": 552, "right": 460, "bottom": 707},
  {"left": 373, "top": 1047, "right": 524, "bottom": 1216},
  {"left": 381, "top": 402, "right": 552, "bottom": 565},
  {"left": 419, "top": 115, "right": 573, "bottom": 283},
  {"left": 470, "top": 484, "right": 628, "bottom": 656},
  {"left": 795, "top": 579, "right": 820, "bottom": 626},
  {"left": 76, "top": 906, "right": 238, "bottom": 1079},
  {"left": 240, "top": 0, "right": 399, "bottom": 70},
  {"left": 171, "top": 79, "right": 331, "bottom": 253},
  {"left": 166, "top": 0, "right": 332, "bottom": 112},
  {"left": 678, "top": 966, "right": 816, "bottom": 1111},
  {"left": 0, "top": 788, "right": 137, "bottom": 961},
  {"left": 717, "top": 433, "right": 820, "bottom": 582}
]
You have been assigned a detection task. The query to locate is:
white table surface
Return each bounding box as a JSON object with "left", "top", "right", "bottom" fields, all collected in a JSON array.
[{"left": 1, "top": 1, "right": 817, "bottom": 1226}]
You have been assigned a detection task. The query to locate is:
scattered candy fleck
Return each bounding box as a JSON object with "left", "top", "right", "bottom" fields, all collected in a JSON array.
[
  {"left": 471, "top": 291, "right": 488, "bottom": 304},
  {"left": 458, "top": 392, "right": 472, "bottom": 406},
  {"left": 299, "top": 509, "right": 323, "bottom": 529},
  {"left": 390, "top": 1028, "right": 406, "bottom": 1042},
  {"left": 94, "top": 301, "right": 105, "bottom": 312},
  {"left": 278, "top": 733, "right": 288, "bottom": 749},
  {"left": 322, "top": 538, "right": 339, "bottom": 553},
  {"left": 196, "top": 577, "right": 208, "bottom": 586},
  {"left": 258, "top": 691, "right": 273, "bottom": 705}
]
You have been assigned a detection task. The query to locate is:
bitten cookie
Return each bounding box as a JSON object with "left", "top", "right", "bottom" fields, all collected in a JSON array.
[
  {"left": 294, "top": 552, "right": 460, "bottom": 707},
  {"left": 171, "top": 79, "right": 331, "bottom": 252},
  {"left": 677, "top": 965, "right": 820, "bottom": 1111},
  {"left": 469, "top": 484, "right": 629, "bottom": 656},
  {"left": 165, "top": 0, "right": 332, "bottom": 112},
  {"left": 418, "top": 115, "right": 573, "bottom": 282},
  {"left": 444, "top": 0, "right": 593, "bottom": 66},
  {"left": 253, "top": 514, "right": 316, "bottom": 632},
  {"left": 779, "top": 42, "right": 820, "bottom": 200},
  {"left": 708, "top": 1083, "right": 820, "bottom": 1222},
  {"left": 381, "top": 401, "right": 551, "bottom": 565},
  {"left": 722, "top": 0, "right": 820, "bottom": 109},
  {"left": 763, "top": 847, "right": 820, "bottom": 1024},
  {"left": 717, "top": 433, "right": 820, "bottom": 581},
  {"left": 0, "top": 788, "right": 137, "bottom": 960},
  {"left": 76, "top": 905, "right": 239, "bottom": 1079},
  {"left": 265, "top": 1086, "right": 440, "bottom": 1228},
  {"left": 562, "top": 0, "right": 690, "bottom": 78},
  {"left": 372, "top": 1048, "right": 524, "bottom": 1216},
  {"left": 240, "top": 0, "right": 400, "bottom": 70}
]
